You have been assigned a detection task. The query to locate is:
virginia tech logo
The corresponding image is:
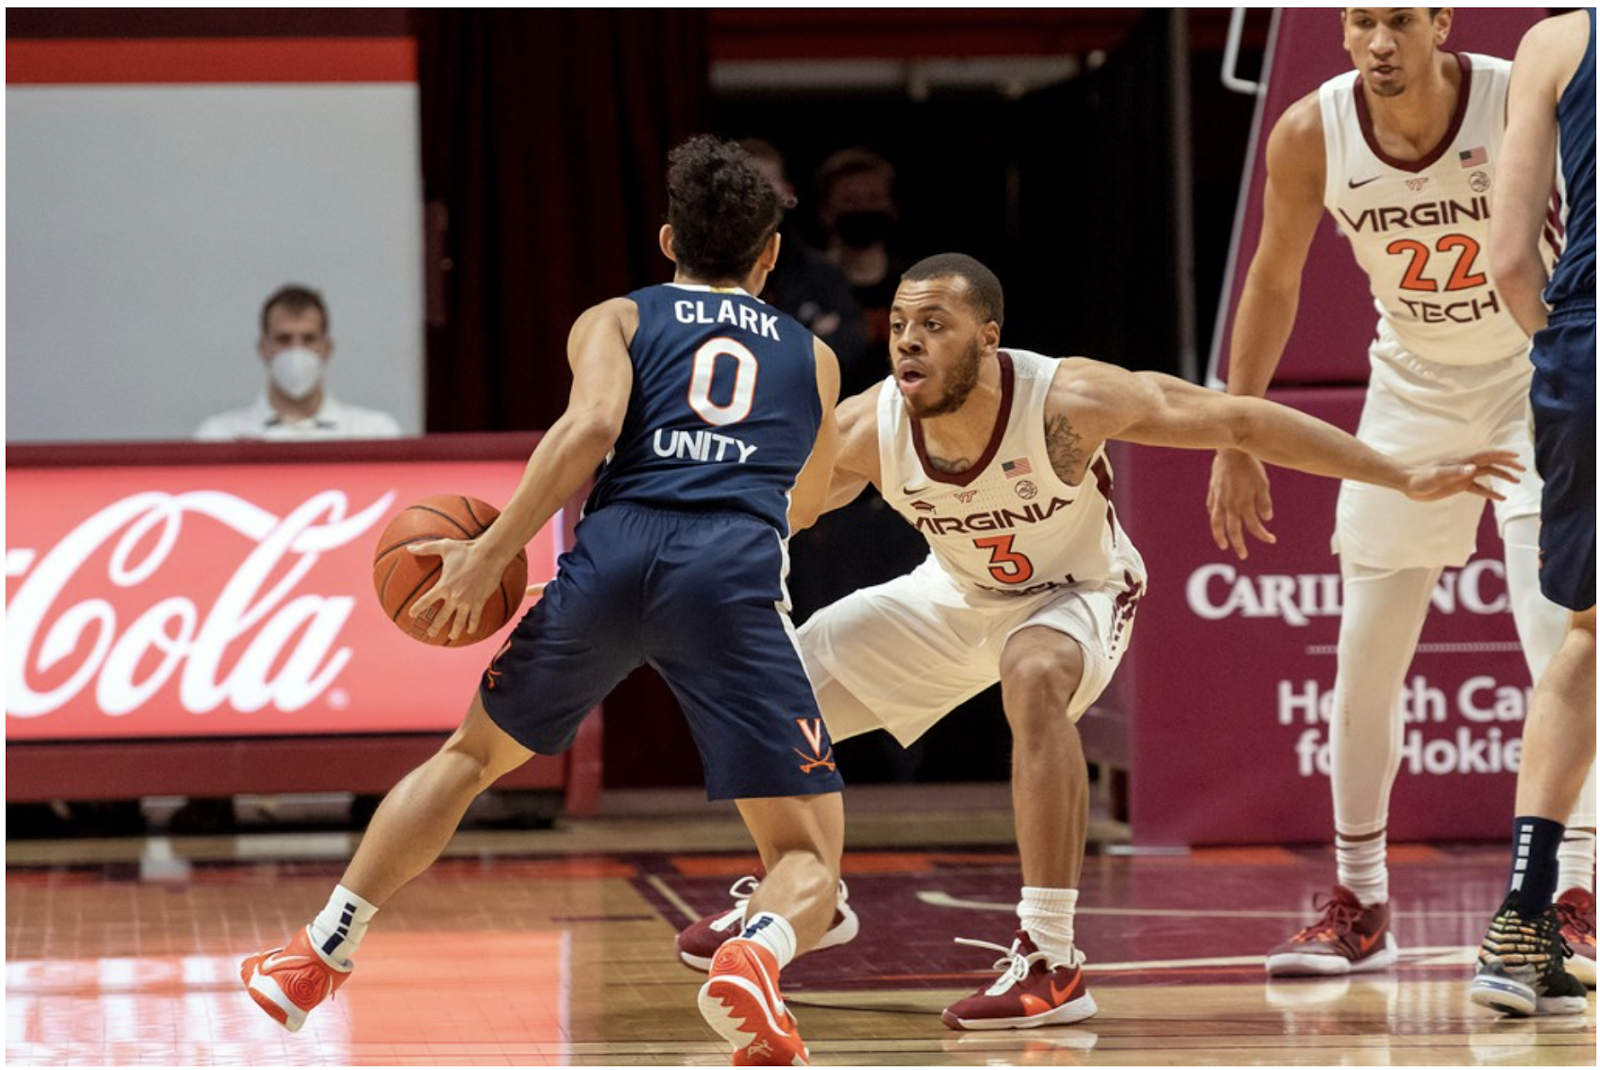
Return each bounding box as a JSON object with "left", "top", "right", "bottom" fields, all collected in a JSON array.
[{"left": 794, "top": 717, "right": 836, "bottom": 774}]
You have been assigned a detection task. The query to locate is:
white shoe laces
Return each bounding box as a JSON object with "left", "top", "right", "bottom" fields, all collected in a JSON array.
[
  {"left": 954, "top": 936, "right": 1085, "bottom": 997},
  {"left": 709, "top": 875, "right": 852, "bottom": 933}
]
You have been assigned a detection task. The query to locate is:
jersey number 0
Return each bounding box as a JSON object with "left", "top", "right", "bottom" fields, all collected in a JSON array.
[{"left": 687, "top": 338, "right": 758, "bottom": 426}]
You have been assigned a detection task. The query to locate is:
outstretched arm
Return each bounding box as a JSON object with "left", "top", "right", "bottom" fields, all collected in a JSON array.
[
  {"left": 411, "top": 298, "right": 636, "bottom": 640},
  {"left": 1066, "top": 364, "right": 1522, "bottom": 552}
]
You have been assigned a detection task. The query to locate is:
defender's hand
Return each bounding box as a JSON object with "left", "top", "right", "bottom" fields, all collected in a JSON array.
[
  {"left": 1207, "top": 448, "right": 1277, "bottom": 560},
  {"left": 1403, "top": 450, "right": 1524, "bottom": 503}
]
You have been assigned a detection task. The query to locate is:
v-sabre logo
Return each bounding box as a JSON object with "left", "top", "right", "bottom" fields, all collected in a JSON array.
[{"left": 794, "top": 717, "right": 836, "bottom": 774}]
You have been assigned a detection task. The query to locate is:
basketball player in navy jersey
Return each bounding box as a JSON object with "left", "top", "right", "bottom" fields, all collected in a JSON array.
[
  {"left": 1470, "top": 9, "right": 1595, "bottom": 1019},
  {"left": 241, "top": 136, "right": 845, "bottom": 1066},
  {"left": 1211, "top": 8, "right": 1595, "bottom": 981},
  {"left": 681, "top": 251, "right": 1522, "bottom": 1031}
]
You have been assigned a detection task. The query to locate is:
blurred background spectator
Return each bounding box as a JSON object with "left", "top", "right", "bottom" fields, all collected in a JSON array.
[{"left": 195, "top": 284, "right": 403, "bottom": 441}]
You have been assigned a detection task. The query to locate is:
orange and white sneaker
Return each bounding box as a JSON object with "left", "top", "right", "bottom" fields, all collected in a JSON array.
[
  {"left": 941, "top": 930, "right": 1097, "bottom": 1030},
  {"left": 1265, "top": 885, "right": 1398, "bottom": 976},
  {"left": 697, "top": 939, "right": 808, "bottom": 1066},
  {"left": 1554, "top": 888, "right": 1596, "bottom": 987},
  {"left": 240, "top": 926, "right": 352, "bottom": 1033}
]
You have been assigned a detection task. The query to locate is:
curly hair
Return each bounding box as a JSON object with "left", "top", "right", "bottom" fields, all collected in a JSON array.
[
  {"left": 666, "top": 135, "right": 781, "bottom": 283},
  {"left": 902, "top": 253, "right": 1005, "bottom": 330}
]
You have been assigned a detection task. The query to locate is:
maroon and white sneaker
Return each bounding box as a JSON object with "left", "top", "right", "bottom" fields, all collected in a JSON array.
[
  {"left": 1265, "top": 884, "right": 1398, "bottom": 976},
  {"left": 676, "top": 876, "right": 859, "bottom": 971},
  {"left": 1555, "top": 888, "right": 1596, "bottom": 988},
  {"left": 941, "top": 930, "right": 1097, "bottom": 1031}
]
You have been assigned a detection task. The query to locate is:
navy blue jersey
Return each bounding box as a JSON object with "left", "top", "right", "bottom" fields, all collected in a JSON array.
[
  {"left": 586, "top": 284, "right": 821, "bottom": 535},
  {"left": 1546, "top": 9, "right": 1595, "bottom": 313}
]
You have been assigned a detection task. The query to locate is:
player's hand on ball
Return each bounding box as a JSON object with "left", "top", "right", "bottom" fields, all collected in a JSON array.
[
  {"left": 1402, "top": 449, "right": 1524, "bottom": 502},
  {"left": 1207, "top": 448, "right": 1277, "bottom": 560},
  {"left": 409, "top": 537, "right": 502, "bottom": 643}
]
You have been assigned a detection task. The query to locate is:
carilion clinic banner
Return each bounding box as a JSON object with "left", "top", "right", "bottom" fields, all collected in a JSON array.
[
  {"left": 1107, "top": 391, "right": 1531, "bottom": 847},
  {"left": 6, "top": 448, "right": 560, "bottom": 742}
]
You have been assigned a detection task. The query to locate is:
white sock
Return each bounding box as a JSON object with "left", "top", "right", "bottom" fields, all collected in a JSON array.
[
  {"left": 1335, "top": 830, "right": 1388, "bottom": 906},
  {"left": 309, "top": 884, "right": 379, "bottom": 968},
  {"left": 736, "top": 911, "right": 797, "bottom": 970},
  {"left": 1018, "top": 886, "right": 1078, "bottom": 967},
  {"left": 1558, "top": 828, "right": 1596, "bottom": 897}
]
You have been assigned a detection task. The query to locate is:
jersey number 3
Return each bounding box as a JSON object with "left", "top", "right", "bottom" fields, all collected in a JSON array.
[
  {"left": 973, "top": 534, "right": 1035, "bottom": 584},
  {"left": 687, "top": 338, "right": 758, "bottom": 426}
]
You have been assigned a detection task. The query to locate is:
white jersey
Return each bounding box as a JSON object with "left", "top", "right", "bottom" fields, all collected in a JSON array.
[
  {"left": 876, "top": 348, "right": 1146, "bottom": 596},
  {"left": 1320, "top": 52, "right": 1549, "bottom": 366}
]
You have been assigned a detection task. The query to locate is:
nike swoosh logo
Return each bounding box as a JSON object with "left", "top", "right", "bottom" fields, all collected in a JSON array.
[
  {"left": 902, "top": 482, "right": 929, "bottom": 495},
  {"left": 1347, "top": 175, "right": 1382, "bottom": 189},
  {"left": 261, "top": 952, "right": 316, "bottom": 973},
  {"left": 1357, "top": 931, "right": 1383, "bottom": 954}
]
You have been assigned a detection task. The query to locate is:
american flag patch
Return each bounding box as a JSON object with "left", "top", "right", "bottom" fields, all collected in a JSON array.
[
  {"left": 1459, "top": 145, "right": 1487, "bottom": 168},
  {"left": 1001, "top": 458, "right": 1033, "bottom": 478}
]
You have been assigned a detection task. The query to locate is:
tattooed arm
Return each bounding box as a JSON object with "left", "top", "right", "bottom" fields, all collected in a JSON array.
[{"left": 1042, "top": 409, "right": 1093, "bottom": 486}]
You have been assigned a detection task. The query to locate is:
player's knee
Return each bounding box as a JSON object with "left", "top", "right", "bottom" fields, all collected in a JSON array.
[
  {"left": 1571, "top": 606, "right": 1597, "bottom": 642},
  {"left": 439, "top": 700, "right": 533, "bottom": 788},
  {"left": 1000, "top": 643, "right": 1084, "bottom": 734}
]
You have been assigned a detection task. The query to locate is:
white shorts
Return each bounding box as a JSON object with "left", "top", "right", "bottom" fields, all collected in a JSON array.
[
  {"left": 1333, "top": 324, "right": 1543, "bottom": 571},
  {"left": 797, "top": 555, "right": 1142, "bottom": 747}
]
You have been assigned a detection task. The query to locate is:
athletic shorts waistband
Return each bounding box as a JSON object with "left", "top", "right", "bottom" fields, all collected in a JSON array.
[
  {"left": 1548, "top": 301, "right": 1596, "bottom": 328},
  {"left": 598, "top": 501, "right": 778, "bottom": 528}
]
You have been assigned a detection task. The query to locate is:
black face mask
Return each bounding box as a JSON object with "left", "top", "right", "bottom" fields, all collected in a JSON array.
[{"left": 833, "top": 210, "right": 894, "bottom": 249}]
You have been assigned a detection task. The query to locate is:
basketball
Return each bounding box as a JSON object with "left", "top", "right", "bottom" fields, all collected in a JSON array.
[{"left": 372, "top": 495, "right": 528, "bottom": 647}]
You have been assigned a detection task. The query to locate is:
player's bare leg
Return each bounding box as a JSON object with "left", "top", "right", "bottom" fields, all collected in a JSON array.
[
  {"left": 342, "top": 695, "right": 534, "bottom": 904},
  {"left": 943, "top": 627, "right": 1097, "bottom": 1031},
  {"left": 698, "top": 792, "right": 843, "bottom": 1065},
  {"left": 1471, "top": 607, "right": 1595, "bottom": 1016},
  {"left": 1515, "top": 608, "right": 1597, "bottom": 821},
  {"left": 241, "top": 695, "right": 533, "bottom": 1031},
  {"left": 1000, "top": 626, "right": 1089, "bottom": 890},
  {"left": 737, "top": 793, "right": 845, "bottom": 951}
]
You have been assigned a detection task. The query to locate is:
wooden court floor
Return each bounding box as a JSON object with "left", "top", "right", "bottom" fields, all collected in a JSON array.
[{"left": 6, "top": 787, "right": 1595, "bottom": 1066}]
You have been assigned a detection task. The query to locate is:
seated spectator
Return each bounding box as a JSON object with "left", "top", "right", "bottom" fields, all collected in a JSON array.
[{"left": 196, "top": 284, "right": 402, "bottom": 440}]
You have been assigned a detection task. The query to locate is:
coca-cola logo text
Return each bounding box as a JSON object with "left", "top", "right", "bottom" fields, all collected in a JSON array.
[{"left": 7, "top": 490, "right": 392, "bottom": 719}]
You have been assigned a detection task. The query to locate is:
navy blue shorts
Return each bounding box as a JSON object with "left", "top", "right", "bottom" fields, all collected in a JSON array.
[
  {"left": 1531, "top": 305, "right": 1596, "bottom": 612},
  {"left": 478, "top": 503, "right": 844, "bottom": 801}
]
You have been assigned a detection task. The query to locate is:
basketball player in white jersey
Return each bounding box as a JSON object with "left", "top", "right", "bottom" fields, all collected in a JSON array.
[
  {"left": 1209, "top": 8, "right": 1595, "bottom": 981},
  {"left": 680, "top": 251, "right": 1520, "bottom": 1030}
]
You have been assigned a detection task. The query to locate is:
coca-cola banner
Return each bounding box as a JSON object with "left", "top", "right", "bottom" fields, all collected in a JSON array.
[
  {"left": 1108, "top": 389, "right": 1529, "bottom": 846},
  {"left": 6, "top": 459, "right": 559, "bottom": 741}
]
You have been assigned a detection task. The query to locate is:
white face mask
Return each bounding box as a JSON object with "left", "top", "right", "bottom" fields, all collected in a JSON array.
[{"left": 268, "top": 346, "right": 325, "bottom": 401}]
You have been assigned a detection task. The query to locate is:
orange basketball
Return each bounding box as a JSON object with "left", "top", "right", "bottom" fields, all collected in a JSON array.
[{"left": 372, "top": 495, "right": 528, "bottom": 647}]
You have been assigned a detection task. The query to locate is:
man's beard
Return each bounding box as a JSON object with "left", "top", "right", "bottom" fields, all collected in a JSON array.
[{"left": 906, "top": 337, "right": 983, "bottom": 419}]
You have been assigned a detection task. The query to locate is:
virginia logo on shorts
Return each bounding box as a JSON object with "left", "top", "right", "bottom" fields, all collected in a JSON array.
[
  {"left": 793, "top": 717, "right": 836, "bottom": 774},
  {"left": 483, "top": 638, "right": 513, "bottom": 690}
]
